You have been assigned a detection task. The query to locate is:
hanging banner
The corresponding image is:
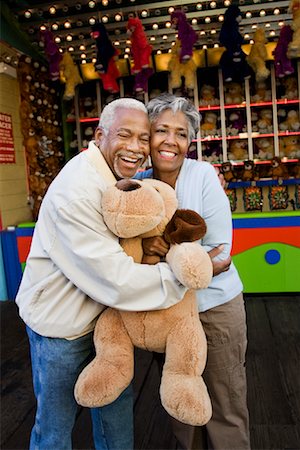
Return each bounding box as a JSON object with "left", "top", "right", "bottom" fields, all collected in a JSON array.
[{"left": 0, "top": 113, "right": 15, "bottom": 164}]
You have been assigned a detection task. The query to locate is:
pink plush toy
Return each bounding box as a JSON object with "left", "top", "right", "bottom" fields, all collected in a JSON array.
[
  {"left": 171, "top": 9, "right": 198, "bottom": 62},
  {"left": 39, "top": 29, "right": 62, "bottom": 81},
  {"left": 126, "top": 16, "right": 153, "bottom": 93},
  {"left": 273, "top": 25, "right": 294, "bottom": 77}
]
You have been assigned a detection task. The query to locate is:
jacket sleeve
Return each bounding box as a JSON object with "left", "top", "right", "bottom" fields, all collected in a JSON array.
[{"left": 44, "top": 196, "right": 186, "bottom": 312}]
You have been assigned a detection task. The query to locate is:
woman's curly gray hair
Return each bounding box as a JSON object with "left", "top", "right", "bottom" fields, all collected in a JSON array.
[{"left": 146, "top": 93, "right": 200, "bottom": 143}]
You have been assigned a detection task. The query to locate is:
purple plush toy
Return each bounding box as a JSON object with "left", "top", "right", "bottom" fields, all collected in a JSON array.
[
  {"left": 171, "top": 9, "right": 198, "bottom": 62},
  {"left": 273, "top": 25, "right": 295, "bottom": 78},
  {"left": 39, "top": 29, "right": 62, "bottom": 81}
]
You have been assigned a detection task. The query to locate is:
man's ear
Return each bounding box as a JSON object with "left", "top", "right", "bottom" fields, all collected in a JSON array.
[{"left": 95, "top": 127, "right": 104, "bottom": 147}]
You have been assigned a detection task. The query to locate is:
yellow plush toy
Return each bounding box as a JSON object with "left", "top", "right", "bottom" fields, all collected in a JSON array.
[
  {"left": 247, "top": 28, "right": 270, "bottom": 81},
  {"left": 75, "top": 178, "right": 213, "bottom": 426},
  {"left": 279, "top": 135, "right": 300, "bottom": 158},
  {"left": 287, "top": 0, "right": 300, "bottom": 58},
  {"left": 228, "top": 140, "right": 248, "bottom": 160},
  {"left": 60, "top": 52, "right": 83, "bottom": 100},
  {"left": 201, "top": 112, "right": 219, "bottom": 137},
  {"left": 168, "top": 39, "right": 197, "bottom": 90}
]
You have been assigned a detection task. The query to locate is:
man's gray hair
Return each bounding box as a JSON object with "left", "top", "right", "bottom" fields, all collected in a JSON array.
[
  {"left": 146, "top": 93, "right": 200, "bottom": 143},
  {"left": 98, "top": 98, "right": 148, "bottom": 135}
]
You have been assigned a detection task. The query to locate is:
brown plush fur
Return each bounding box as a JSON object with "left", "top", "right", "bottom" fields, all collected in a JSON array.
[{"left": 75, "top": 179, "right": 213, "bottom": 425}]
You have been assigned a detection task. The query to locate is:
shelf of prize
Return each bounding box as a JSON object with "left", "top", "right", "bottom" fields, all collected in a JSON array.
[
  {"left": 197, "top": 130, "right": 300, "bottom": 143},
  {"left": 66, "top": 117, "right": 99, "bottom": 123},
  {"left": 199, "top": 99, "right": 300, "bottom": 112}
]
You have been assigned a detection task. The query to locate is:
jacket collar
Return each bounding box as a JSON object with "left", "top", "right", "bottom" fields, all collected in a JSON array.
[{"left": 85, "top": 140, "right": 117, "bottom": 186}]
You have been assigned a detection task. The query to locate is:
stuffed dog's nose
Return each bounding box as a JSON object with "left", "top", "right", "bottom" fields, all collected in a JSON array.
[{"left": 115, "top": 179, "right": 142, "bottom": 192}]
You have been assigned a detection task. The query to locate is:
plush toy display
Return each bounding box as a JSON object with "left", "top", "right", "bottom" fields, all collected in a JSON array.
[
  {"left": 226, "top": 111, "right": 246, "bottom": 136},
  {"left": 224, "top": 82, "right": 244, "bottom": 105},
  {"left": 255, "top": 108, "right": 273, "bottom": 134},
  {"left": 287, "top": 0, "right": 300, "bottom": 59},
  {"left": 219, "top": 4, "right": 252, "bottom": 82},
  {"left": 279, "top": 135, "right": 300, "bottom": 158},
  {"left": 273, "top": 25, "right": 295, "bottom": 78},
  {"left": 39, "top": 29, "right": 62, "bottom": 81},
  {"left": 170, "top": 9, "right": 198, "bottom": 62},
  {"left": 247, "top": 28, "right": 270, "bottom": 81},
  {"left": 75, "top": 178, "right": 213, "bottom": 426},
  {"left": 254, "top": 137, "right": 274, "bottom": 160},
  {"left": 282, "top": 76, "right": 299, "bottom": 99},
  {"left": 199, "top": 84, "right": 220, "bottom": 106},
  {"left": 127, "top": 16, "right": 153, "bottom": 93},
  {"left": 278, "top": 109, "right": 300, "bottom": 132},
  {"left": 91, "top": 23, "right": 120, "bottom": 93},
  {"left": 200, "top": 112, "right": 219, "bottom": 137},
  {"left": 59, "top": 52, "right": 83, "bottom": 100},
  {"left": 168, "top": 39, "right": 197, "bottom": 90},
  {"left": 228, "top": 140, "right": 248, "bottom": 161},
  {"left": 251, "top": 80, "right": 272, "bottom": 103}
]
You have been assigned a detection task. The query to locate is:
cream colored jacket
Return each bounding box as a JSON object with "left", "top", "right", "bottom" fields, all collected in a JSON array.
[{"left": 16, "top": 141, "right": 186, "bottom": 339}]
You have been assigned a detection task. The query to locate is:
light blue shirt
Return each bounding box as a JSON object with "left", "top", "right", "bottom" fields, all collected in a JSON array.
[{"left": 136, "top": 158, "right": 243, "bottom": 312}]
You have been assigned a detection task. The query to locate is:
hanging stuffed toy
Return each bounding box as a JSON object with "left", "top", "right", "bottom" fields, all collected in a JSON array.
[
  {"left": 168, "top": 39, "right": 197, "bottom": 90},
  {"left": 219, "top": 5, "right": 251, "bottom": 82},
  {"left": 59, "top": 52, "right": 83, "bottom": 100},
  {"left": 247, "top": 28, "right": 270, "bottom": 81},
  {"left": 170, "top": 9, "right": 198, "bottom": 62},
  {"left": 273, "top": 25, "right": 294, "bottom": 78},
  {"left": 287, "top": 0, "right": 300, "bottom": 58},
  {"left": 126, "top": 16, "right": 153, "bottom": 93},
  {"left": 91, "top": 23, "right": 120, "bottom": 93},
  {"left": 39, "top": 29, "right": 62, "bottom": 81}
]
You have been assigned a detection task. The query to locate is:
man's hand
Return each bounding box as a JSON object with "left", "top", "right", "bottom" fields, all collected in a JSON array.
[
  {"left": 142, "top": 236, "right": 170, "bottom": 258},
  {"left": 208, "top": 245, "right": 231, "bottom": 276}
]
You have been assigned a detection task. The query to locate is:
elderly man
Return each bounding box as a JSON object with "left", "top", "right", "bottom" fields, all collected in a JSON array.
[{"left": 16, "top": 98, "right": 188, "bottom": 450}]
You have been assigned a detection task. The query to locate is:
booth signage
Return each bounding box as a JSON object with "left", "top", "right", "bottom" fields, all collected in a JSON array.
[{"left": 0, "top": 113, "right": 15, "bottom": 163}]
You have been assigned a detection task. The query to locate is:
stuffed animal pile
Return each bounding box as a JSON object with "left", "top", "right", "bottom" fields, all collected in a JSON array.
[
  {"left": 224, "top": 82, "right": 244, "bottom": 105},
  {"left": 219, "top": 5, "right": 251, "bottom": 82},
  {"left": 91, "top": 23, "right": 120, "bottom": 93},
  {"left": 59, "top": 52, "right": 83, "bottom": 100},
  {"left": 247, "top": 28, "right": 270, "bottom": 81},
  {"left": 170, "top": 9, "right": 198, "bottom": 62},
  {"left": 168, "top": 39, "right": 197, "bottom": 90},
  {"left": 199, "top": 85, "right": 220, "bottom": 106},
  {"left": 127, "top": 16, "right": 153, "bottom": 93},
  {"left": 273, "top": 25, "right": 295, "bottom": 78},
  {"left": 75, "top": 178, "right": 213, "bottom": 426}
]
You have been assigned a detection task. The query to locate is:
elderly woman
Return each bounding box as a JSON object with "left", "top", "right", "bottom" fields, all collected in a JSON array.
[{"left": 136, "top": 93, "right": 250, "bottom": 450}]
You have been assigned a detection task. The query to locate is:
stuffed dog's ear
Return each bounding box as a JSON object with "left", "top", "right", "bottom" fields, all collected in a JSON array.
[{"left": 164, "top": 210, "right": 207, "bottom": 245}]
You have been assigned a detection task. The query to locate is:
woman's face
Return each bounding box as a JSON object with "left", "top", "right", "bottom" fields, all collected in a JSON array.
[{"left": 150, "top": 109, "right": 190, "bottom": 175}]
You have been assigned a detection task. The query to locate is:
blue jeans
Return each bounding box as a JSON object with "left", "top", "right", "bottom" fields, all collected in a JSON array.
[{"left": 26, "top": 326, "right": 133, "bottom": 450}]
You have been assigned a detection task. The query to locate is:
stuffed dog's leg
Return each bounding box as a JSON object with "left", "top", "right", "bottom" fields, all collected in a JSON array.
[{"left": 74, "top": 309, "right": 134, "bottom": 407}]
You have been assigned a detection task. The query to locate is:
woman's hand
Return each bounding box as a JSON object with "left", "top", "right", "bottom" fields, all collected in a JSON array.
[
  {"left": 142, "top": 236, "right": 170, "bottom": 258},
  {"left": 208, "top": 245, "right": 232, "bottom": 276}
]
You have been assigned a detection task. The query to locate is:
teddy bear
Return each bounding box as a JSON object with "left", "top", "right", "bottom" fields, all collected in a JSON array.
[
  {"left": 170, "top": 9, "right": 198, "bottom": 62},
  {"left": 254, "top": 137, "right": 274, "bottom": 160},
  {"left": 279, "top": 135, "right": 300, "bottom": 158},
  {"left": 39, "top": 28, "right": 62, "bottom": 81},
  {"left": 59, "top": 52, "right": 83, "bottom": 100},
  {"left": 282, "top": 76, "right": 299, "bottom": 99},
  {"left": 127, "top": 16, "right": 154, "bottom": 93},
  {"left": 220, "top": 161, "right": 238, "bottom": 182},
  {"left": 168, "top": 39, "right": 197, "bottom": 90},
  {"left": 74, "top": 178, "right": 213, "bottom": 426},
  {"left": 251, "top": 80, "right": 272, "bottom": 103},
  {"left": 273, "top": 25, "right": 295, "bottom": 78},
  {"left": 247, "top": 28, "right": 270, "bottom": 81},
  {"left": 241, "top": 160, "right": 260, "bottom": 181},
  {"left": 287, "top": 0, "right": 300, "bottom": 59},
  {"left": 219, "top": 4, "right": 252, "bottom": 82},
  {"left": 226, "top": 111, "right": 246, "bottom": 136},
  {"left": 278, "top": 109, "right": 300, "bottom": 132},
  {"left": 224, "top": 82, "right": 244, "bottom": 105},
  {"left": 199, "top": 84, "right": 220, "bottom": 106},
  {"left": 91, "top": 23, "right": 120, "bottom": 93},
  {"left": 256, "top": 108, "right": 273, "bottom": 134},
  {"left": 200, "top": 112, "right": 219, "bottom": 137},
  {"left": 269, "top": 157, "right": 289, "bottom": 179},
  {"left": 228, "top": 139, "right": 248, "bottom": 160}
]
